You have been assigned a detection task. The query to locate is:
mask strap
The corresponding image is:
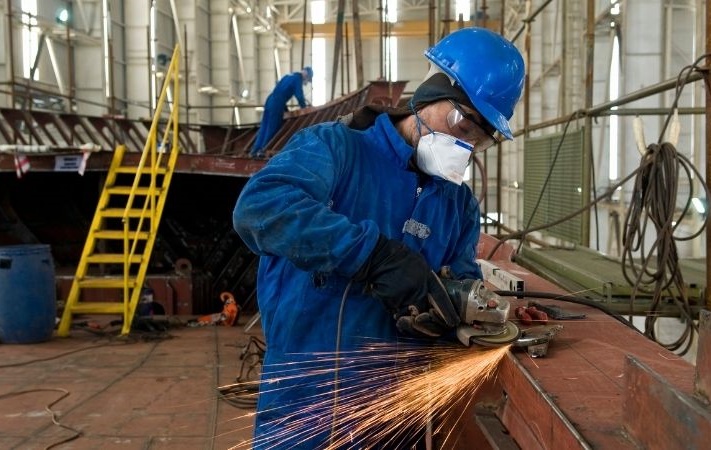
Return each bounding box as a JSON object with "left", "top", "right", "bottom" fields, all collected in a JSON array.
[{"left": 409, "top": 100, "right": 435, "bottom": 139}]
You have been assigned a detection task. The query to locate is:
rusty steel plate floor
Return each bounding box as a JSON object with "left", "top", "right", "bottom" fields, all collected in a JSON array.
[{"left": 0, "top": 319, "right": 261, "bottom": 450}]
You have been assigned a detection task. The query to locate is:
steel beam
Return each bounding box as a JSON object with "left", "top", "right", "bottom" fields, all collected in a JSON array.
[{"left": 623, "top": 355, "right": 711, "bottom": 450}]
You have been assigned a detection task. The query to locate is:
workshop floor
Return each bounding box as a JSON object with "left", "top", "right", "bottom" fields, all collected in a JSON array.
[{"left": 0, "top": 315, "right": 262, "bottom": 450}]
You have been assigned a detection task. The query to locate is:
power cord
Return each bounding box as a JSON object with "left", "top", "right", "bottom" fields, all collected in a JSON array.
[
  {"left": 217, "top": 335, "right": 265, "bottom": 409},
  {"left": 494, "top": 290, "right": 639, "bottom": 333},
  {"left": 0, "top": 388, "right": 82, "bottom": 449},
  {"left": 620, "top": 54, "right": 711, "bottom": 356},
  {"left": 329, "top": 280, "right": 353, "bottom": 447}
]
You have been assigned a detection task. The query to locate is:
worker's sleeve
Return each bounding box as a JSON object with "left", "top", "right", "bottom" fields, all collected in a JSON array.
[
  {"left": 447, "top": 194, "right": 484, "bottom": 281},
  {"left": 293, "top": 79, "right": 307, "bottom": 108},
  {"left": 233, "top": 127, "right": 379, "bottom": 277}
]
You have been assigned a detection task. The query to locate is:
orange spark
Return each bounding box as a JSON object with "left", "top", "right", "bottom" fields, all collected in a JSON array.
[{"left": 230, "top": 342, "right": 511, "bottom": 449}]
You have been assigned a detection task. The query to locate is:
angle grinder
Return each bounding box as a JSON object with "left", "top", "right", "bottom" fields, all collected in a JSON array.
[{"left": 441, "top": 278, "right": 521, "bottom": 347}]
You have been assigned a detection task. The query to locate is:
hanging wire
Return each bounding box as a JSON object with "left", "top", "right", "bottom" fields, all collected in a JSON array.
[
  {"left": 620, "top": 53, "right": 711, "bottom": 354},
  {"left": 489, "top": 54, "right": 711, "bottom": 355}
]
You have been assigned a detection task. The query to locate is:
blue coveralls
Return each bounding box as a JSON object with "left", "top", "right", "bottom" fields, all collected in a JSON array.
[
  {"left": 250, "top": 72, "right": 308, "bottom": 156},
  {"left": 233, "top": 113, "right": 483, "bottom": 448}
]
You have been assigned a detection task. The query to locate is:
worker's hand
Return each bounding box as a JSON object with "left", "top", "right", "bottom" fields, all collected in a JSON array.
[{"left": 354, "top": 235, "right": 460, "bottom": 337}]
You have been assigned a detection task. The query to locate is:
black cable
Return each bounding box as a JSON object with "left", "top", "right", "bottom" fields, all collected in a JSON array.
[
  {"left": 0, "top": 389, "right": 82, "bottom": 450},
  {"left": 217, "top": 383, "right": 259, "bottom": 409},
  {"left": 330, "top": 280, "right": 353, "bottom": 446},
  {"left": 494, "top": 290, "right": 640, "bottom": 333},
  {"left": 515, "top": 111, "right": 581, "bottom": 255},
  {"left": 486, "top": 167, "right": 641, "bottom": 260},
  {"left": 217, "top": 335, "right": 265, "bottom": 409},
  {"left": 0, "top": 343, "right": 112, "bottom": 368},
  {"left": 589, "top": 136, "right": 600, "bottom": 251},
  {"left": 658, "top": 53, "right": 711, "bottom": 143},
  {"left": 619, "top": 55, "right": 711, "bottom": 355},
  {"left": 621, "top": 141, "right": 708, "bottom": 354}
]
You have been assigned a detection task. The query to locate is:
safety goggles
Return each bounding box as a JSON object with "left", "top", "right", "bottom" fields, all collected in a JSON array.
[{"left": 446, "top": 100, "right": 500, "bottom": 152}]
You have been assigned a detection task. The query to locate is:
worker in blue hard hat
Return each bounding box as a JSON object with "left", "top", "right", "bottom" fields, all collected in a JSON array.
[
  {"left": 249, "top": 66, "right": 314, "bottom": 158},
  {"left": 234, "top": 28, "right": 524, "bottom": 448}
]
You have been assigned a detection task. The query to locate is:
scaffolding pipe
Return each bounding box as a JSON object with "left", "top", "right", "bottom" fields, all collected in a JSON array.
[
  {"left": 511, "top": 0, "right": 555, "bottom": 42},
  {"left": 705, "top": 0, "right": 711, "bottom": 309},
  {"left": 330, "top": 0, "right": 346, "bottom": 100},
  {"left": 428, "top": 0, "right": 435, "bottom": 47},
  {"left": 510, "top": 70, "right": 704, "bottom": 138},
  {"left": 582, "top": 0, "right": 595, "bottom": 247},
  {"left": 300, "top": 0, "right": 307, "bottom": 69},
  {"left": 378, "top": 0, "right": 384, "bottom": 78},
  {"left": 6, "top": 0, "right": 16, "bottom": 106},
  {"left": 496, "top": 0, "right": 505, "bottom": 236},
  {"left": 352, "top": 0, "right": 364, "bottom": 88}
]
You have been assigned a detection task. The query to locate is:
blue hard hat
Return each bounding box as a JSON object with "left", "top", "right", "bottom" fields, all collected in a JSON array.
[
  {"left": 303, "top": 66, "right": 314, "bottom": 82},
  {"left": 425, "top": 28, "right": 524, "bottom": 140}
]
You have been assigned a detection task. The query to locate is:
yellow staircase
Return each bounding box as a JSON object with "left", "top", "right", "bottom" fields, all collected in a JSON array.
[{"left": 57, "top": 46, "right": 182, "bottom": 336}]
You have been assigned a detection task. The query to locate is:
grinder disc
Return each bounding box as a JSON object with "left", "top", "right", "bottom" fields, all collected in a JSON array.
[{"left": 470, "top": 321, "right": 521, "bottom": 347}]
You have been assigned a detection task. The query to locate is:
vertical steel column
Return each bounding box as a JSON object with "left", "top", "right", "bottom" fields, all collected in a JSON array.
[
  {"left": 67, "top": 1, "right": 75, "bottom": 111},
  {"left": 344, "top": 22, "right": 350, "bottom": 93},
  {"left": 706, "top": 0, "right": 711, "bottom": 309},
  {"left": 6, "top": 0, "right": 15, "bottom": 106},
  {"left": 146, "top": 26, "right": 153, "bottom": 117},
  {"left": 523, "top": 1, "right": 531, "bottom": 132},
  {"left": 442, "top": 0, "right": 451, "bottom": 37},
  {"left": 330, "top": 0, "right": 346, "bottom": 100},
  {"left": 428, "top": 0, "right": 435, "bottom": 47},
  {"left": 496, "top": 1, "right": 505, "bottom": 236},
  {"left": 378, "top": 0, "right": 384, "bottom": 78},
  {"left": 582, "top": 0, "right": 595, "bottom": 247},
  {"left": 300, "top": 0, "right": 307, "bottom": 69},
  {"left": 184, "top": 25, "right": 189, "bottom": 138},
  {"left": 352, "top": 0, "right": 364, "bottom": 89},
  {"left": 341, "top": 22, "right": 346, "bottom": 95}
]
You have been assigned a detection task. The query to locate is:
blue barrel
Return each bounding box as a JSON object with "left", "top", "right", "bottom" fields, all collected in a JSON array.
[{"left": 0, "top": 245, "right": 56, "bottom": 344}]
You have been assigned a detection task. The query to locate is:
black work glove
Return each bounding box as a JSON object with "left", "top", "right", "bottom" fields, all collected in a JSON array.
[{"left": 354, "top": 235, "right": 460, "bottom": 337}]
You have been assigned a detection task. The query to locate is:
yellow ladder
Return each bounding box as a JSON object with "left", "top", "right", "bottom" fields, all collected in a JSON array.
[{"left": 57, "top": 45, "right": 181, "bottom": 336}]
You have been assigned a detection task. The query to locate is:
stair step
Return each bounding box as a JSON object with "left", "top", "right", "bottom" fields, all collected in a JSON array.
[
  {"left": 78, "top": 277, "right": 138, "bottom": 289},
  {"left": 86, "top": 254, "right": 143, "bottom": 264},
  {"left": 94, "top": 230, "right": 150, "bottom": 240},
  {"left": 100, "top": 208, "right": 151, "bottom": 218},
  {"left": 70, "top": 302, "right": 126, "bottom": 314},
  {"left": 115, "top": 166, "right": 167, "bottom": 174},
  {"left": 106, "top": 186, "right": 163, "bottom": 195}
]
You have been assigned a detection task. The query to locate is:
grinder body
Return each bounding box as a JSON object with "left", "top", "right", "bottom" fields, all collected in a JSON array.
[{"left": 441, "top": 278, "right": 520, "bottom": 347}]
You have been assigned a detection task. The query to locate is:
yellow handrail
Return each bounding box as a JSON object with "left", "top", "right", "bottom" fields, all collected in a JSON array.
[{"left": 121, "top": 44, "right": 181, "bottom": 308}]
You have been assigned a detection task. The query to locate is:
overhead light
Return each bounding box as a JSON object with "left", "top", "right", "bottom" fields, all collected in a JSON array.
[
  {"left": 198, "top": 85, "right": 219, "bottom": 94},
  {"left": 56, "top": 8, "right": 70, "bottom": 24},
  {"left": 611, "top": 2, "right": 621, "bottom": 15},
  {"left": 692, "top": 197, "right": 706, "bottom": 214}
]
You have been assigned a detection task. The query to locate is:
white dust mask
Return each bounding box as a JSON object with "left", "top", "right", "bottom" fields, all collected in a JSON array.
[{"left": 415, "top": 131, "right": 473, "bottom": 185}]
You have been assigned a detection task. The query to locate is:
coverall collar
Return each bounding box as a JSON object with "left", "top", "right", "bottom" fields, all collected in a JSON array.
[{"left": 370, "top": 113, "right": 415, "bottom": 170}]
